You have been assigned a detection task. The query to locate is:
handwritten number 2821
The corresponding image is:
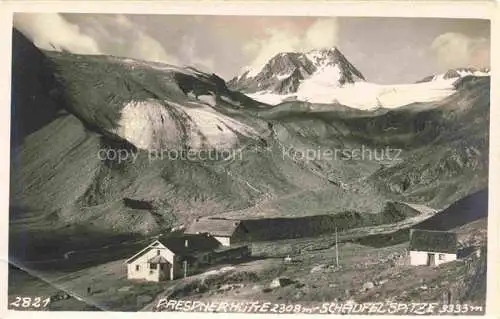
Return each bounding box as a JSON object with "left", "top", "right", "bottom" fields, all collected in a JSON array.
[{"left": 10, "top": 297, "right": 51, "bottom": 308}]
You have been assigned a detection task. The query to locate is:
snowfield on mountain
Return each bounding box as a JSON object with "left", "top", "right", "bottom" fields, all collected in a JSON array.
[
  {"left": 231, "top": 47, "right": 489, "bottom": 110},
  {"left": 247, "top": 79, "right": 459, "bottom": 110},
  {"left": 115, "top": 99, "right": 260, "bottom": 151}
]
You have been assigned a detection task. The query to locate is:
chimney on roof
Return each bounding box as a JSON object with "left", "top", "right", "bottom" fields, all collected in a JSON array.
[{"left": 185, "top": 239, "right": 189, "bottom": 248}]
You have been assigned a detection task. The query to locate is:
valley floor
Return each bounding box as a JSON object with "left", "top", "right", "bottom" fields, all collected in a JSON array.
[{"left": 8, "top": 218, "right": 486, "bottom": 313}]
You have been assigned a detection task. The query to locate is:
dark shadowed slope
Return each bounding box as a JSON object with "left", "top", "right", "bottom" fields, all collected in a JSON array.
[
  {"left": 413, "top": 189, "right": 488, "bottom": 231},
  {"left": 10, "top": 29, "right": 64, "bottom": 146},
  {"left": 354, "top": 188, "right": 488, "bottom": 248}
]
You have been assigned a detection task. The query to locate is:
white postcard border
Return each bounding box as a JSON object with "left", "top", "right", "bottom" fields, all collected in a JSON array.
[{"left": 0, "top": 1, "right": 498, "bottom": 318}]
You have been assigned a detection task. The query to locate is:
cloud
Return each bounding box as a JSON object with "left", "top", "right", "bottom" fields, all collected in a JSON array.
[
  {"left": 13, "top": 13, "right": 101, "bottom": 54},
  {"left": 431, "top": 32, "right": 490, "bottom": 70},
  {"left": 244, "top": 18, "right": 339, "bottom": 72},
  {"left": 78, "top": 14, "right": 179, "bottom": 65},
  {"left": 304, "top": 18, "right": 339, "bottom": 49},
  {"left": 14, "top": 13, "right": 179, "bottom": 65},
  {"left": 179, "top": 36, "right": 215, "bottom": 73},
  {"left": 244, "top": 29, "right": 302, "bottom": 72}
]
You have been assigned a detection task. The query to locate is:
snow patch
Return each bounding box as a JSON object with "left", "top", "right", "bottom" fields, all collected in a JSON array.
[
  {"left": 115, "top": 100, "right": 181, "bottom": 150},
  {"left": 458, "top": 70, "right": 490, "bottom": 77},
  {"left": 117, "top": 57, "right": 205, "bottom": 78},
  {"left": 306, "top": 50, "right": 334, "bottom": 67},
  {"left": 247, "top": 91, "right": 290, "bottom": 106},
  {"left": 198, "top": 94, "right": 217, "bottom": 107},
  {"left": 220, "top": 96, "right": 242, "bottom": 107},
  {"left": 187, "top": 91, "right": 197, "bottom": 99},
  {"left": 179, "top": 102, "right": 256, "bottom": 150},
  {"left": 276, "top": 72, "right": 293, "bottom": 81},
  {"left": 115, "top": 99, "right": 259, "bottom": 151}
]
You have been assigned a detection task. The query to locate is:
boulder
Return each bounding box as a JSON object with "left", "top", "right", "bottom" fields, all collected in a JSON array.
[
  {"left": 295, "top": 291, "right": 305, "bottom": 299},
  {"left": 310, "top": 264, "right": 327, "bottom": 273},
  {"left": 362, "top": 281, "right": 375, "bottom": 291},
  {"left": 270, "top": 277, "right": 295, "bottom": 289}
]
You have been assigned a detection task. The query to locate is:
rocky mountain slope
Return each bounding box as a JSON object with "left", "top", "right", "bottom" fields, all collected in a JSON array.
[
  {"left": 367, "top": 75, "right": 489, "bottom": 207},
  {"left": 9, "top": 28, "right": 489, "bottom": 262},
  {"left": 228, "top": 48, "right": 365, "bottom": 95}
]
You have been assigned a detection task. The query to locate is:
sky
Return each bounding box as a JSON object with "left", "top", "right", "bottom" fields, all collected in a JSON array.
[{"left": 13, "top": 13, "right": 490, "bottom": 84}]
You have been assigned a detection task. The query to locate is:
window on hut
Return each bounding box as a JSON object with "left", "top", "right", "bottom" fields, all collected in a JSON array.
[
  {"left": 150, "top": 263, "right": 157, "bottom": 269},
  {"left": 135, "top": 265, "right": 140, "bottom": 271}
]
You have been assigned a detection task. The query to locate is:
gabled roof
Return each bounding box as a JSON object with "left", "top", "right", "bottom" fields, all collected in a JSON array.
[
  {"left": 409, "top": 229, "right": 457, "bottom": 254},
  {"left": 158, "top": 233, "right": 221, "bottom": 255},
  {"left": 125, "top": 234, "right": 221, "bottom": 264},
  {"left": 185, "top": 218, "right": 244, "bottom": 237},
  {"left": 125, "top": 240, "right": 166, "bottom": 264}
]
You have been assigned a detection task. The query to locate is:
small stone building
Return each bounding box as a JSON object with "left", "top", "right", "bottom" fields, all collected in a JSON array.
[
  {"left": 185, "top": 217, "right": 248, "bottom": 246},
  {"left": 409, "top": 229, "right": 457, "bottom": 266},
  {"left": 125, "top": 234, "right": 220, "bottom": 282}
]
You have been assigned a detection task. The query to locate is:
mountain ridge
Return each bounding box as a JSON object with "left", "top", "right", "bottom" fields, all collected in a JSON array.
[
  {"left": 228, "top": 47, "right": 365, "bottom": 95},
  {"left": 416, "top": 67, "right": 490, "bottom": 83}
]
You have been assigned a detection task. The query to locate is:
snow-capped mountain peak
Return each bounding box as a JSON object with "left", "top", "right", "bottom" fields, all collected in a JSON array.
[
  {"left": 306, "top": 47, "right": 349, "bottom": 67},
  {"left": 228, "top": 47, "right": 365, "bottom": 95},
  {"left": 306, "top": 48, "right": 336, "bottom": 66}
]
